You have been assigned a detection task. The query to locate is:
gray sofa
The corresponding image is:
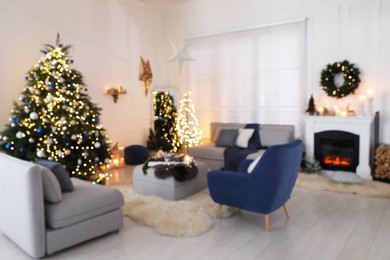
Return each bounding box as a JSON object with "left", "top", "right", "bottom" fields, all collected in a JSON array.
[
  {"left": 0, "top": 153, "right": 124, "bottom": 258},
  {"left": 188, "top": 122, "right": 295, "bottom": 170}
]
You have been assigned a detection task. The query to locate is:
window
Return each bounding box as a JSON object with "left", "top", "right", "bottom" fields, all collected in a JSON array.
[{"left": 186, "top": 21, "right": 306, "bottom": 138}]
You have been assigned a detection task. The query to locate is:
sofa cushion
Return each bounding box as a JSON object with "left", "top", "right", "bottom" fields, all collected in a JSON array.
[
  {"left": 45, "top": 178, "right": 124, "bottom": 229},
  {"left": 235, "top": 128, "right": 255, "bottom": 148},
  {"left": 35, "top": 159, "right": 74, "bottom": 192},
  {"left": 189, "top": 143, "right": 226, "bottom": 161},
  {"left": 215, "top": 129, "right": 238, "bottom": 147},
  {"left": 38, "top": 166, "right": 62, "bottom": 203},
  {"left": 260, "top": 128, "right": 292, "bottom": 147}
]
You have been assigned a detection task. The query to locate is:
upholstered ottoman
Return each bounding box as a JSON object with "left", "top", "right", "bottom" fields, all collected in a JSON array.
[
  {"left": 133, "top": 161, "right": 208, "bottom": 200},
  {"left": 124, "top": 145, "right": 149, "bottom": 165}
]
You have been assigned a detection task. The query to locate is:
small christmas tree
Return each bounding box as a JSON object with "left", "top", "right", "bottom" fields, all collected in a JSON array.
[
  {"left": 0, "top": 35, "right": 111, "bottom": 181},
  {"left": 176, "top": 91, "right": 202, "bottom": 152},
  {"left": 146, "top": 128, "right": 160, "bottom": 151},
  {"left": 306, "top": 94, "right": 316, "bottom": 115},
  {"left": 153, "top": 91, "right": 181, "bottom": 152}
]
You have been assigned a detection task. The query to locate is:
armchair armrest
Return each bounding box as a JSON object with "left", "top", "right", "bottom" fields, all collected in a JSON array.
[
  {"left": 239, "top": 159, "right": 253, "bottom": 172},
  {"left": 207, "top": 170, "right": 251, "bottom": 207}
]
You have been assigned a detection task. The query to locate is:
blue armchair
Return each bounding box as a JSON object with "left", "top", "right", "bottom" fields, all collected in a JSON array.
[{"left": 207, "top": 140, "right": 303, "bottom": 231}]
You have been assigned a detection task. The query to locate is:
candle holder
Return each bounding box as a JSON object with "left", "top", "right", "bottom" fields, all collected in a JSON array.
[
  {"left": 111, "top": 143, "right": 125, "bottom": 168},
  {"left": 367, "top": 97, "right": 374, "bottom": 116},
  {"left": 358, "top": 95, "right": 366, "bottom": 117},
  {"left": 358, "top": 104, "right": 365, "bottom": 117}
]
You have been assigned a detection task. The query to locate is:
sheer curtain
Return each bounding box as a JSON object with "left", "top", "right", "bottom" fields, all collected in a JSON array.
[{"left": 186, "top": 21, "right": 306, "bottom": 139}]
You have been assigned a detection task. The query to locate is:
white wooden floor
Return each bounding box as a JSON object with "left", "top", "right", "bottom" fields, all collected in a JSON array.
[{"left": 1, "top": 166, "right": 390, "bottom": 260}]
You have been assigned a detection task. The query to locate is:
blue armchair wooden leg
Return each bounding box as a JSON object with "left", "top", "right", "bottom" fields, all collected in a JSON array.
[
  {"left": 283, "top": 204, "right": 290, "bottom": 218},
  {"left": 264, "top": 205, "right": 290, "bottom": 232},
  {"left": 265, "top": 214, "right": 270, "bottom": 232},
  {"left": 217, "top": 204, "right": 223, "bottom": 219}
]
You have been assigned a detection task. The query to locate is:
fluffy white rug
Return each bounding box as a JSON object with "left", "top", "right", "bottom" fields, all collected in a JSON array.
[
  {"left": 114, "top": 173, "right": 390, "bottom": 237},
  {"left": 296, "top": 173, "right": 390, "bottom": 198},
  {"left": 114, "top": 186, "right": 236, "bottom": 237}
]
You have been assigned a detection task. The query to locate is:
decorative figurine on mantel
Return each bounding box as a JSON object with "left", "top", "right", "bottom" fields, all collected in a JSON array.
[{"left": 347, "top": 104, "right": 356, "bottom": 117}]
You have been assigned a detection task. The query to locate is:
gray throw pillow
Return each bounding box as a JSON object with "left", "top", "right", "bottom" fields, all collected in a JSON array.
[
  {"left": 331, "top": 171, "right": 362, "bottom": 184},
  {"left": 35, "top": 159, "right": 74, "bottom": 192},
  {"left": 215, "top": 129, "right": 238, "bottom": 147},
  {"left": 37, "top": 165, "right": 63, "bottom": 203}
]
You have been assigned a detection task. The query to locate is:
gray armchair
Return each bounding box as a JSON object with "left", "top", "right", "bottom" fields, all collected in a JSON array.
[{"left": 0, "top": 153, "right": 124, "bottom": 258}]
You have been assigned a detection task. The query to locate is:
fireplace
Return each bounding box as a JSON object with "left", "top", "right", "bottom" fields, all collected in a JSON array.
[
  {"left": 304, "top": 116, "right": 374, "bottom": 180},
  {"left": 314, "top": 131, "right": 359, "bottom": 172}
]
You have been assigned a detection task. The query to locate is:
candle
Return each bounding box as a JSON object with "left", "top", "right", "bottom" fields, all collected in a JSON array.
[
  {"left": 334, "top": 106, "right": 340, "bottom": 116},
  {"left": 367, "top": 89, "right": 374, "bottom": 99},
  {"left": 366, "top": 89, "right": 374, "bottom": 116},
  {"left": 358, "top": 95, "right": 366, "bottom": 116},
  {"left": 317, "top": 107, "right": 324, "bottom": 115},
  {"left": 113, "top": 158, "right": 119, "bottom": 168}
]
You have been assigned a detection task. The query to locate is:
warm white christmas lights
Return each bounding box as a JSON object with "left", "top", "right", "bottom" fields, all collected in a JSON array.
[{"left": 176, "top": 91, "right": 202, "bottom": 151}]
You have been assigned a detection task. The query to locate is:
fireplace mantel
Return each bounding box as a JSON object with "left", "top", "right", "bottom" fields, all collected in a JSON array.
[{"left": 304, "top": 116, "right": 374, "bottom": 180}]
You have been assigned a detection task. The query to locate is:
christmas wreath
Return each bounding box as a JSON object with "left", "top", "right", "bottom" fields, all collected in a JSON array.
[{"left": 320, "top": 60, "right": 361, "bottom": 99}]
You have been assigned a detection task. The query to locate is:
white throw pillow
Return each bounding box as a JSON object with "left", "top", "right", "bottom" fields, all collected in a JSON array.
[
  {"left": 235, "top": 128, "right": 255, "bottom": 148},
  {"left": 247, "top": 154, "right": 263, "bottom": 173}
]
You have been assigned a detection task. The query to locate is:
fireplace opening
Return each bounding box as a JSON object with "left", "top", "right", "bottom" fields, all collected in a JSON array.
[{"left": 314, "top": 130, "right": 359, "bottom": 172}]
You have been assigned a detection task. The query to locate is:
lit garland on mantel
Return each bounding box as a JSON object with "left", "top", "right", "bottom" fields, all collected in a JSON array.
[
  {"left": 320, "top": 60, "right": 361, "bottom": 99},
  {"left": 0, "top": 34, "right": 112, "bottom": 182}
]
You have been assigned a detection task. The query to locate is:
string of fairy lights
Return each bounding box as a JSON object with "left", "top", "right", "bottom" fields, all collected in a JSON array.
[
  {"left": 151, "top": 91, "right": 202, "bottom": 153},
  {"left": 176, "top": 92, "right": 202, "bottom": 149},
  {"left": 153, "top": 91, "right": 181, "bottom": 152}
]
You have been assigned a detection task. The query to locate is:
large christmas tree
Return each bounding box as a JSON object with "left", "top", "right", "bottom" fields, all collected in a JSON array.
[
  {"left": 153, "top": 91, "right": 181, "bottom": 152},
  {"left": 0, "top": 35, "right": 111, "bottom": 180}
]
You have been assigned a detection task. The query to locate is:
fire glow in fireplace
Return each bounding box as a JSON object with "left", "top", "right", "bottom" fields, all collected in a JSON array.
[{"left": 314, "top": 130, "right": 359, "bottom": 172}]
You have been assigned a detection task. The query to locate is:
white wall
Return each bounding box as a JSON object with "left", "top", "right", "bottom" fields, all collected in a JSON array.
[
  {"left": 161, "top": 0, "right": 390, "bottom": 143},
  {"left": 2, "top": 0, "right": 390, "bottom": 145},
  {"left": 0, "top": 0, "right": 170, "bottom": 147}
]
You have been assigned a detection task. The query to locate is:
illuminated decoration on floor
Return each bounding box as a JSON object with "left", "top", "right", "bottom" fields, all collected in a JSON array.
[
  {"left": 139, "top": 56, "right": 153, "bottom": 96},
  {"left": 176, "top": 92, "right": 202, "bottom": 152},
  {"left": 0, "top": 34, "right": 112, "bottom": 182},
  {"left": 167, "top": 42, "right": 195, "bottom": 73},
  {"left": 153, "top": 91, "right": 181, "bottom": 152},
  {"left": 111, "top": 143, "right": 125, "bottom": 168}
]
